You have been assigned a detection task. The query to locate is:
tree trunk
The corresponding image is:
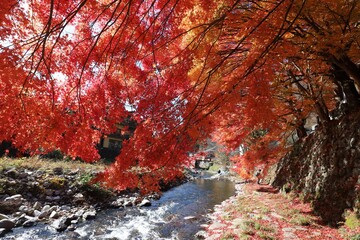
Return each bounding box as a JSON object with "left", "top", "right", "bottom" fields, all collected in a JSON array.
[
  {"left": 332, "top": 66, "right": 360, "bottom": 111},
  {"left": 331, "top": 53, "right": 360, "bottom": 92}
]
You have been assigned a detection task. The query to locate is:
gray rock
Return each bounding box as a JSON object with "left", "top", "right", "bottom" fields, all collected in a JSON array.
[
  {"left": 34, "top": 210, "right": 41, "bottom": 217},
  {"left": 138, "top": 199, "right": 151, "bottom": 207},
  {"left": 123, "top": 200, "right": 133, "bottom": 207},
  {"left": 46, "top": 196, "right": 61, "bottom": 201},
  {"left": 73, "top": 193, "right": 85, "bottom": 203},
  {"left": 33, "top": 202, "right": 42, "bottom": 210},
  {"left": 70, "top": 219, "right": 79, "bottom": 224},
  {"left": 51, "top": 216, "right": 70, "bottom": 232},
  {"left": 18, "top": 172, "right": 28, "bottom": 179},
  {"left": 0, "top": 228, "right": 7, "bottom": 237},
  {"left": 195, "top": 230, "right": 207, "bottom": 239},
  {"left": 23, "top": 219, "right": 37, "bottom": 227},
  {"left": 41, "top": 205, "right": 51, "bottom": 212},
  {"left": 49, "top": 206, "right": 59, "bottom": 212},
  {"left": 15, "top": 214, "right": 27, "bottom": 227},
  {"left": 54, "top": 190, "right": 62, "bottom": 195},
  {"left": 38, "top": 211, "right": 50, "bottom": 219},
  {"left": 110, "top": 198, "right": 124, "bottom": 208},
  {"left": 69, "top": 169, "right": 79, "bottom": 175},
  {"left": 19, "top": 205, "right": 28, "bottom": 213},
  {"left": 4, "top": 194, "right": 23, "bottom": 203},
  {"left": 83, "top": 210, "right": 96, "bottom": 220},
  {"left": 0, "top": 219, "right": 15, "bottom": 230},
  {"left": 53, "top": 167, "right": 63, "bottom": 175},
  {"left": 45, "top": 189, "right": 54, "bottom": 196},
  {"left": 43, "top": 181, "right": 51, "bottom": 188},
  {"left": 74, "top": 209, "right": 85, "bottom": 218},
  {"left": 67, "top": 224, "right": 76, "bottom": 231},
  {"left": 60, "top": 205, "right": 71, "bottom": 211},
  {"left": 0, "top": 214, "right": 9, "bottom": 220},
  {"left": 6, "top": 168, "right": 19, "bottom": 178},
  {"left": 49, "top": 211, "right": 59, "bottom": 219}
]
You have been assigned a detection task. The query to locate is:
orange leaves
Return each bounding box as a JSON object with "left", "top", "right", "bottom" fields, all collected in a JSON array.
[{"left": 0, "top": 0, "right": 358, "bottom": 192}]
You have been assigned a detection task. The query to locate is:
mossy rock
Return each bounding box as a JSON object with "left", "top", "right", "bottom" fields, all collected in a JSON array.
[
  {"left": 80, "top": 183, "right": 114, "bottom": 201},
  {"left": 48, "top": 177, "right": 66, "bottom": 189}
]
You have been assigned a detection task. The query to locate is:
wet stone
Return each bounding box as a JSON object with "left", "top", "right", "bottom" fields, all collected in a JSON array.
[
  {"left": 0, "top": 219, "right": 15, "bottom": 230},
  {"left": 23, "top": 219, "right": 37, "bottom": 228},
  {"left": 0, "top": 214, "right": 9, "bottom": 220},
  {"left": 83, "top": 210, "right": 96, "bottom": 220}
]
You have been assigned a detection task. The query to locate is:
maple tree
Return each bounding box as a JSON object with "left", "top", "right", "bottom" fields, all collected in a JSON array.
[{"left": 0, "top": 0, "right": 359, "bottom": 192}]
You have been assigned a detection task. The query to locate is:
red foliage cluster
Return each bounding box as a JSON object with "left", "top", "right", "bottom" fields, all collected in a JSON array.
[{"left": 0, "top": 0, "right": 359, "bottom": 190}]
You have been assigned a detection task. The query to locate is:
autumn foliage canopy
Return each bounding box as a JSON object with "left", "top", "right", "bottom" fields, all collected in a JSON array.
[{"left": 0, "top": 0, "right": 359, "bottom": 191}]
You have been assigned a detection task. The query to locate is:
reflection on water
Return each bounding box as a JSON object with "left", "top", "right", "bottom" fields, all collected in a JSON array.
[{"left": 4, "top": 178, "right": 235, "bottom": 240}]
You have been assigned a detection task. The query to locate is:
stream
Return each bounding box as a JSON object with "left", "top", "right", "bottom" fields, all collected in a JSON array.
[{"left": 4, "top": 177, "right": 236, "bottom": 240}]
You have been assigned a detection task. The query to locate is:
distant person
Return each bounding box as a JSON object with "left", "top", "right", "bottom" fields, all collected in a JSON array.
[{"left": 255, "top": 169, "right": 262, "bottom": 184}]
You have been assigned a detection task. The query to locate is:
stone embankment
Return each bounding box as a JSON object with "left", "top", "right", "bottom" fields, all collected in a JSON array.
[{"left": 0, "top": 165, "right": 156, "bottom": 237}]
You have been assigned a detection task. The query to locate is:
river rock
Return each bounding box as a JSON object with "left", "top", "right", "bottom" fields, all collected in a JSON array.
[
  {"left": 60, "top": 205, "right": 71, "bottom": 211},
  {"left": 4, "top": 194, "right": 23, "bottom": 204},
  {"left": 23, "top": 219, "right": 37, "bottom": 227},
  {"left": 0, "top": 228, "right": 7, "bottom": 237},
  {"left": 41, "top": 205, "right": 51, "bottom": 212},
  {"left": 38, "top": 210, "right": 50, "bottom": 219},
  {"left": 0, "top": 219, "right": 15, "bottom": 230},
  {"left": 13, "top": 211, "right": 23, "bottom": 217},
  {"left": 6, "top": 168, "right": 19, "bottom": 178},
  {"left": 138, "top": 199, "right": 151, "bottom": 207},
  {"left": 74, "top": 193, "right": 85, "bottom": 203},
  {"left": 195, "top": 230, "right": 207, "bottom": 239},
  {"left": 18, "top": 205, "right": 28, "bottom": 213},
  {"left": 51, "top": 216, "right": 70, "bottom": 232},
  {"left": 0, "top": 196, "right": 23, "bottom": 214},
  {"left": 184, "top": 216, "right": 196, "bottom": 220},
  {"left": 123, "top": 200, "right": 133, "bottom": 207},
  {"left": 14, "top": 214, "right": 27, "bottom": 227},
  {"left": 18, "top": 171, "right": 28, "bottom": 179},
  {"left": 67, "top": 224, "right": 76, "bottom": 231},
  {"left": 74, "top": 209, "right": 85, "bottom": 218},
  {"left": 45, "top": 189, "right": 54, "bottom": 196},
  {"left": 110, "top": 198, "right": 124, "bottom": 208},
  {"left": 83, "top": 210, "right": 96, "bottom": 220},
  {"left": 34, "top": 210, "right": 41, "bottom": 217},
  {"left": 46, "top": 196, "right": 61, "bottom": 201},
  {"left": 49, "top": 206, "right": 59, "bottom": 212},
  {"left": 53, "top": 167, "right": 63, "bottom": 175},
  {"left": 0, "top": 214, "right": 9, "bottom": 220},
  {"left": 49, "top": 211, "right": 59, "bottom": 219}
]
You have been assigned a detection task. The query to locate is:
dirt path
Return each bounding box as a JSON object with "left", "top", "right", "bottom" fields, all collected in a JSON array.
[{"left": 205, "top": 182, "right": 359, "bottom": 240}]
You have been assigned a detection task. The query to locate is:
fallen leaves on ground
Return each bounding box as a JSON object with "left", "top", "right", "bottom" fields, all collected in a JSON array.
[{"left": 206, "top": 182, "right": 359, "bottom": 240}]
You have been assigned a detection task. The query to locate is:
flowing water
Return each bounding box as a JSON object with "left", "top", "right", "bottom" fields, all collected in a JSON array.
[{"left": 4, "top": 177, "right": 235, "bottom": 240}]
